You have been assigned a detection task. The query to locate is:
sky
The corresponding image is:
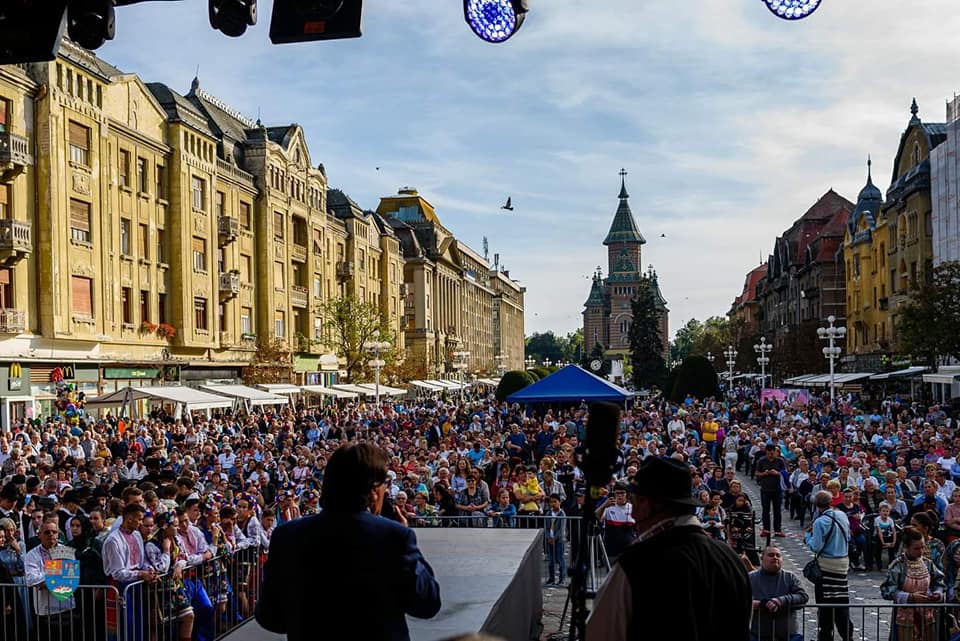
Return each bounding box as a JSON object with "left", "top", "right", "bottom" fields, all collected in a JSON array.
[{"left": 98, "top": 0, "right": 960, "bottom": 340}]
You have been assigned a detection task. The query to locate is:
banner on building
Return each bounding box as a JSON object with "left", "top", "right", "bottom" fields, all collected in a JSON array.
[{"left": 761, "top": 388, "right": 811, "bottom": 407}]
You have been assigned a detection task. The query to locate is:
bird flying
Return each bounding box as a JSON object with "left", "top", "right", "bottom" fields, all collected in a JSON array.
[{"left": 501, "top": 197, "right": 514, "bottom": 211}]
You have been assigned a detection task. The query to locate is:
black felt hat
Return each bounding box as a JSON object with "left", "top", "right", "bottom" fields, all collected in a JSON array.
[{"left": 626, "top": 456, "right": 702, "bottom": 506}]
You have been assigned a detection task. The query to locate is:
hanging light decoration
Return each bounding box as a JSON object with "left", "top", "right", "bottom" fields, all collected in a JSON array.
[
  {"left": 762, "top": 0, "right": 822, "bottom": 20},
  {"left": 463, "top": 0, "right": 528, "bottom": 43}
]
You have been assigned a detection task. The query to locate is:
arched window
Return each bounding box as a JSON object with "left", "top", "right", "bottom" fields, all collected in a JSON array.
[{"left": 912, "top": 142, "right": 921, "bottom": 166}]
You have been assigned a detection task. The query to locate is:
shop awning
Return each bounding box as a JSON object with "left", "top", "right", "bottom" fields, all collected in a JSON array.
[
  {"left": 201, "top": 384, "right": 288, "bottom": 406},
  {"left": 353, "top": 383, "right": 406, "bottom": 396},
  {"left": 84, "top": 385, "right": 233, "bottom": 411},
  {"left": 409, "top": 380, "right": 444, "bottom": 391},
  {"left": 476, "top": 378, "right": 499, "bottom": 386},
  {"left": 255, "top": 384, "right": 302, "bottom": 395},
  {"left": 427, "top": 379, "right": 462, "bottom": 390},
  {"left": 870, "top": 366, "right": 929, "bottom": 381},
  {"left": 801, "top": 372, "right": 874, "bottom": 387},
  {"left": 923, "top": 372, "right": 960, "bottom": 385},
  {"left": 783, "top": 374, "right": 821, "bottom": 385},
  {"left": 331, "top": 384, "right": 374, "bottom": 395},
  {"left": 300, "top": 385, "right": 358, "bottom": 399}
]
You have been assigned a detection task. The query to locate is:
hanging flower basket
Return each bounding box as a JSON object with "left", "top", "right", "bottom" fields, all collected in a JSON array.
[
  {"left": 157, "top": 323, "right": 177, "bottom": 338},
  {"left": 141, "top": 321, "right": 159, "bottom": 333}
]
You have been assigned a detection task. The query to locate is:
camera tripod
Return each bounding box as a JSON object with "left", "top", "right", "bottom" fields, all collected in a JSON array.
[{"left": 555, "top": 522, "right": 612, "bottom": 640}]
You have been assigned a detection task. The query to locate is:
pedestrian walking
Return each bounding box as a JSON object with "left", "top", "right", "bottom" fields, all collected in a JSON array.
[
  {"left": 805, "top": 490, "right": 853, "bottom": 641},
  {"left": 755, "top": 444, "right": 786, "bottom": 538}
]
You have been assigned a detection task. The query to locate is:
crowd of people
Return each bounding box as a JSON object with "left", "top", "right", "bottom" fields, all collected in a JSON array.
[{"left": 2, "top": 380, "right": 960, "bottom": 640}]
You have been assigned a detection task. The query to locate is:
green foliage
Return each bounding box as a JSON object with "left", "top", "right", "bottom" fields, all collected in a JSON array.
[
  {"left": 670, "top": 355, "right": 719, "bottom": 402},
  {"left": 318, "top": 295, "right": 393, "bottom": 383},
  {"left": 584, "top": 343, "right": 610, "bottom": 377},
  {"left": 525, "top": 328, "right": 585, "bottom": 365},
  {"left": 496, "top": 370, "right": 535, "bottom": 401},
  {"left": 629, "top": 279, "right": 666, "bottom": 390},
  {"left": 899, "top": 261, "right": 960, "bottom": 367},
  {"left": 526, "top": 369, "right": 541, "bottom": 381},
  {"left": 531, "top": 367, "right": 552, "bottom": 380}
]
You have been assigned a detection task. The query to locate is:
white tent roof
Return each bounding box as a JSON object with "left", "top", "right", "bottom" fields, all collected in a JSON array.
[
  {"left": 84, "top": 385, "right": 233, "bottom": 411},
  {"left": 409, "top": 380, "right": 444, "bottom": 391},
  {"left": 300, "top": 385, "right": 357, "bottom": 399},
  {"left": 427, "top": 379, "right": 462, "bottom": 390},
  {"left": 353, "top": 383, "right": 406, "bottom": 396},
  {"left": 332, "top": 384, "right": 374, "bottom": 395},
  {"left": 201, "top": 384, "right": 288, "bottom": 406},
  {"left": 256, "top": 384, "right": 302, "bottom": 395},
  {"left": 870, "top": 366, "right": 928, "bottom": 381},
  {"left": 476, "top": 378, "right": 499, "bottom": 386}
]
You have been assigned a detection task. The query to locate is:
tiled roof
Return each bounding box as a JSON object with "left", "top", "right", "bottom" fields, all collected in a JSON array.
[{"left": 603, "top": 194, "right": 645, "bottom": 245}]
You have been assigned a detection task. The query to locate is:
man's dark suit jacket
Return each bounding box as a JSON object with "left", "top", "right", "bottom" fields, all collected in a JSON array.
[{"left": 255, "top": 510, "right": 441, "bottom": 641}]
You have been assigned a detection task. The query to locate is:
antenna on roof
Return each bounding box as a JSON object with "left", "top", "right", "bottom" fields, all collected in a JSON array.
[{"left": 483, "top": 236, "right": 489, "bottom": 262}]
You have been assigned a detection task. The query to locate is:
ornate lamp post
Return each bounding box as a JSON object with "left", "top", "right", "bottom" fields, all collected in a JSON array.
[
  {"left": 817, "top": 316, "right": 846, "bottom": 405},
  {"left": 524, "top": 356, "right": 535, "bottom": 369},
  {"left": 363, "top": 330, "right": 391, "bottom": 406},
  {"left": 754, "top": 337, "right": 772, "bottom": 389},
  {"left": 494, "top": 353, "right": 507, "bottom": 377},
  {"left": 453, "top": 351, "right": 471, "bottom": 402},
  {"left": 724, "top": 345, "right": 738, "bottom": 392}
]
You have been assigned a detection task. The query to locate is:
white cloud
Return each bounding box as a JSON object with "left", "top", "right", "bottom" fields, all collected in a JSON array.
[{"left": 99, "top": 0, "right": 960, "bottom": 341}]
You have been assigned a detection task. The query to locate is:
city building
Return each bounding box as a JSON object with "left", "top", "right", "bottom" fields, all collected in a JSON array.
[
  {"left": 728, "top": 263, "right": 768, "bottom": 332},
  {"left": 931, "top": 94, "right": 960, "bottom": 266},
  {"left": 582, "top": 172, "right": 669, "bottom": 362},
  {"left": 757, "top": 189, "right": 851, "bottom": 379},
  {"left": 378, "top": 187, "right": 525, "bottom": 376}
]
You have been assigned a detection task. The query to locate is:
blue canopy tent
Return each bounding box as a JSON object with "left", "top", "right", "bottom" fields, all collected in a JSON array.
[{"left": 506, "top": 364, "right": 633, "bottom": 404}]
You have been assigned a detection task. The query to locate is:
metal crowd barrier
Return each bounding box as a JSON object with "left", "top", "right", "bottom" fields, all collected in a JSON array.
[
  {"left": 754, "top": 602, "right": 960, "bottom": 641},
  {"left": 1, "top": 545, "right": 264, "bottom": 641}
]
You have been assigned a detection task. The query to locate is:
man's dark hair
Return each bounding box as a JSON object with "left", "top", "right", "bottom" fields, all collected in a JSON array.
[
  {"left": 321, "top": 443, "right": 389, "bottom": 513},
  {"left": 122, "top": 503, "right": 146, "bottom": 517}
]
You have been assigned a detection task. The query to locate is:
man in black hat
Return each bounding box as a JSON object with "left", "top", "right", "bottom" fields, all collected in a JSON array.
[{"left": 588, "top": 456, "right": 751, "bottom": 640}]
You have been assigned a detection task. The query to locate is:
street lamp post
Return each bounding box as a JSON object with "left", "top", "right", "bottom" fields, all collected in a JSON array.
[
  {"left": 494, "top": 353, "right": 507, "bottom": 377},
  {"left": 363, "top": 330, "right": 391, "bottom": 407},
  {"left": 723, "top": 345, "right": 737, "bottom": 394},
  {"left": 817, "top": 315, "right": 846, "bottom": 405},
  {"left": 453, "top": 351, "right": 470, "bottom": 402},
  {"left": 525, "top": 356, "right": 535, "bottom": 369},
  {"left": 544, "top": 358, "right": 553, "bottom": 368},
  {"left": 754, "top": 337, "right": 772, "bottom": 389}
]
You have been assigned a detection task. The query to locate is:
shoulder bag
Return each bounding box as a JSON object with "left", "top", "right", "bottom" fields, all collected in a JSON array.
[{"left": 802, "top": 511, "right": 838, "bottom": 585}]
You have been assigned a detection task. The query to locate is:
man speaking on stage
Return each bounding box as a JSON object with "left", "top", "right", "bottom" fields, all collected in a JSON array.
[{"left": 256, "top": 443, "right": 442, "bottom": 641}]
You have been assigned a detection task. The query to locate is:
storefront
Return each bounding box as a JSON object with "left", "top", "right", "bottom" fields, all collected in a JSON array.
[
  {"left": 30, "top": 362, "right": 100, "bottom": 419},
  {"left": 0, "top": 361, "right": 33, "bottom": 431},
  {"left": 294, "top": 354, "right": 340, "bottom": 386},
  {"left": 180, "top": 365, "right": 243, "bottom": 386}
]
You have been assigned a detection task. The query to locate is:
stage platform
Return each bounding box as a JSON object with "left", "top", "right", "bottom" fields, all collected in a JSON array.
[{"left": 225, "top": 527, "right": 543, "bottom": 641}]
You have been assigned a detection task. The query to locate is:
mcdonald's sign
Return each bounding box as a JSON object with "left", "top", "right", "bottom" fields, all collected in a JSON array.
[
  {"left": 8, "top": 362, "right": 22, "bottom": 391},
  {"left": 8, "top": 362, "right": 22, "bottom": 378},
  {"left": 60, "top": 365, "right": 75, "bottom": 380}
]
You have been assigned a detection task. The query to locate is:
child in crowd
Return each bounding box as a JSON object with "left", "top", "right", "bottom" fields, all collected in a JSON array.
[
  {"left": 544, "top": 494, "right": 566, "bottom": 585},
  {"left": 875, "top": 503, "right": 897, "bottom": 569}
]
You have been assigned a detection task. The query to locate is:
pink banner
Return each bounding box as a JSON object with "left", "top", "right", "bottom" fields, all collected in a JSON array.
[{"left": 761, "top": 388, "right": 810, "bottom": 407}]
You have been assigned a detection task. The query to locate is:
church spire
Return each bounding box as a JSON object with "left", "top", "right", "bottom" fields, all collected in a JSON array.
[{"left": 604, "top": 169, "right": 645, "bottom": 246}]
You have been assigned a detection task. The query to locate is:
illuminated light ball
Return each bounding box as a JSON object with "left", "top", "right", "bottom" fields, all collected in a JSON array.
[
  {"left": 464, "top": 0, "right": 525, "bottom": 43},
  {"left": 762, "top": 0, "right": 822, "bottom": 20}
]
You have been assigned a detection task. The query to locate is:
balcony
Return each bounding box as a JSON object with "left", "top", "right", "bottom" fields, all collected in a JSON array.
[
  {"left": 0, "top": 220, "right": 31, "bottom": 264},
  {"left": 291, "top": 243, "right": 307, "bottom": 263},
  {"left": 0, "top": 132, "right": 33, "bottom": 183},
  {"left": 0, "top": 308, "right": 25, "bottom": 333},
  {"left": 336, "top": 261, "right": 354, "bottom": 281},
  {"left": 291, "top": 284, "right": 308, "bottom": 307},
  {"left": 878, "top": 297, "right": 889, "bottom": 311},
  {"left": 219, "top": 331, "right": 233, "bottom": 345},
  {"left": 219, "top": 271, "right": 240, "bottom": 297},
  {"left": 218, "top": 216, "right": 239, "bottom": 243}
]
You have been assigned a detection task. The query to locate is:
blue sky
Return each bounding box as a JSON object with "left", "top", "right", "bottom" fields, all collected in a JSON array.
[{"left": 100, "top": 0, "right": 960, "bottom": 339}]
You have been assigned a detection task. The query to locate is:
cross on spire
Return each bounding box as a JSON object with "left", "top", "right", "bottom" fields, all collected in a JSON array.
[{"left": 618, "top": 168, "right": 629, "bottom": 200}]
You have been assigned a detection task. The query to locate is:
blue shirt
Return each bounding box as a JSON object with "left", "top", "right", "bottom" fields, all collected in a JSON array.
[{"left": 804, "top": 508, "right": 850, "bottom": 558}]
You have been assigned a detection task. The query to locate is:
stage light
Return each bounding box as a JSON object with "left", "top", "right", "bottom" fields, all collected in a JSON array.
[
  {"left": 67, "top": 0, "right": 116, "bottom": 50},
  {"left": 209, "top": 0, "right": 257, "bottom": 37},
  {"left": 464, "top": 0, "right": 528, "bottom": 43},
  {"left": 269, "top": 0, "right": 362, "bottom": 44},
  {"left": 762, "top": 0, "right": 821, "bottom": 20},
  {"left": 0, "top": 1, "right": 69, "bottom": 64}
]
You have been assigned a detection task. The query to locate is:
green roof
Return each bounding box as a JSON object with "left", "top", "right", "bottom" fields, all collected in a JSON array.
[{"left": 603, "top": 185, "right": 645, "bottom": 246}]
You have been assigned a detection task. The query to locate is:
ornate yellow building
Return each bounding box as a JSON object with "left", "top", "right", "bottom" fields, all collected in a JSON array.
[
  {"left": 0, "top": 42, "right": 415, "bottom": 426},
  {"left": 377, "top": 188, "right": 525, "bottom": 376},
  {"left": 843, "top": 100, "right": 945, "bottom": 368}
]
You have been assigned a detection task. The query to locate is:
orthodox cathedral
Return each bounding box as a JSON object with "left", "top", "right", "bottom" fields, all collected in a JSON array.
[{"left": 583, "top": 171, "right": 669, "bottom": 362}]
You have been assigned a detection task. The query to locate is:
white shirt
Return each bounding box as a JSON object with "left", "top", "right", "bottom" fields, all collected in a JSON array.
[
  {"left": 176, "top": 524, "right": 211, "bottom": 566},
  {"left": 24, "top": 544, "right": 76, "bottom": 616},
  {"left": 103, "top": 527, "right": 148, "bottom": 583}
]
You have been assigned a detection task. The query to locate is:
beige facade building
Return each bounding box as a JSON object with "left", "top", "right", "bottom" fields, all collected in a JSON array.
[
  {"left": 0, "top": 43, "right": 419, "bottom": 428},
  {"left": 377, "top": 188, "right": 525, "bottom": 376}
]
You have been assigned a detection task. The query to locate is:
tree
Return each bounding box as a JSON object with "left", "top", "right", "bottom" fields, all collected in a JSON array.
[
  {"left": 899, "top": 261, "right": 960, "bottom": 367},
  {"left": 319, "top": 295, "right": 393, "bottom": 383},
  {"left": 525, "top": 331, "right": 565, "bottom": 365},
  {"left": 563, "top": 328, "right": 584, "bottom": 364},
  {"left": 670, "top": 355, "right": 719, "bottom": 402},
  {"left": 671, "top": 319, "right": 703, "bottom": 362},
  {"left": 495, "top": 370, "right": 535, "bottom": 401},
  {"left": 584, "top": 342, "right": 610, "bottom": 378},
  {"left": 242, "top": 338, "right": 293, "bottom": 385},
  {"left": 628, "top": 280, "right": 667, "bottom": 390}
]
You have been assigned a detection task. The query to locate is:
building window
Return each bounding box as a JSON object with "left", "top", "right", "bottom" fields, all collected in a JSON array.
[
  {"left": 140, "top": 290, "right": 149, "bottom": 323},
  {"left": 70, "top": 199, "right": 91, "bottom": 243},
  {"left": 273, "top": 261, "right": 285, "bottom": 289},
  {"left": 192, "top": 237, "right": 207, "bottom": 272},
  {"left": 119, "top": 150, "right": 130, "bottom": 188},
  {"left": 156, "top": 228, "right": 165, "bottom": 263},
  {"left": 313, "top": 228, "right": 322, "bottom": 255},
  {"left": 137, "top": 157, "right": 148, "bottom": 193},
  {"left": 139, "top": 224, "right": 149, "bottom": 259},
  {"left": 71, "top": 276, "right": 93, "bottom": 317},
  {"left": 241, "top": 254, "right": 252, "bottom": 282},
  {"left": 217, "top": 247, "right": 225, "bottom": 273},
  {"left": 219, "top": 303, "right": 226, "bottom": 333},
  {"left": 239, "top": 201, "right": 251, "bottom": 230},
  {"left": 194, "top": 297, "right": 208, "bottom": 330},
  {"left": 925, "top": 212, "right": 933, "bottom": 237},
  {"left": 292, "top": 263, "right": 302, "bottom": 287},
  {"left": 292, "top": 216, "right": 307, "bottom": 246},
  {"left": 158, "top": 292, "right": 167, "bottom": 324},
  {"left": 0, "top": 98, "right": 8, "bottom": 133},
  {"left": 274, "top": 310, "right": 285, "bottom": 338},
  {"left": 192, "top": 176, "right": 206, "bottom": 211},
  {"left": 68, "top": 121, "right": 90, "bottom": 166},
  {"left": 273, "top": 212, "right": 284, "bottom": 240},
  {"left": 120, "top": 218, "right": 131, "bottom": 255},
  {"left": 0, "top": 184, "right": 8, "bottom": 220},
  {"left": 241, "top": 307, "right": 252, "bottom": 334},
  {"left": 216, "top": 191, "right": 225, "bottom": 218},
  {"left": 0, "top": 269, "right": 12, "bottom": 308},
  {"left": 156, "top": 164, "right": 165, "bottom": 200},
  {"left": 121, "top": 287, "right": 131, "bottom": 324},
  {"left": 852, "top": 255, "right": 860, "bottom": 277},
  {"left": 879, "top": 243, "right": 885, "bottom": 267},
  {"left": 313, "top": 276, "right": 321, "bottom": 298}
]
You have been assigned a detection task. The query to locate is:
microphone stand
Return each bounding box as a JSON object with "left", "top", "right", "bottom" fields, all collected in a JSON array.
[{"left": 567, "top": 486, "right": 600, "bottom": 641}]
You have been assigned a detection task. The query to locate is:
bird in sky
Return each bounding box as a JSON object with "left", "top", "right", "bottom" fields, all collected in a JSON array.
[
  {"left": 501, "top": 197, "right": 514, "bottom": 211},
  {"left": 375, "top": 167, "right": 380, "bottom": 171},
  {"left": 661, "top": 233, "right": 666, "bottom": 238}
]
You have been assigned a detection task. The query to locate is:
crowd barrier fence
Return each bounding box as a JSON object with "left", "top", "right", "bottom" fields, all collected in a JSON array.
[{"left": 755, "top": 602, "right": 960, "bottom": 641}]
